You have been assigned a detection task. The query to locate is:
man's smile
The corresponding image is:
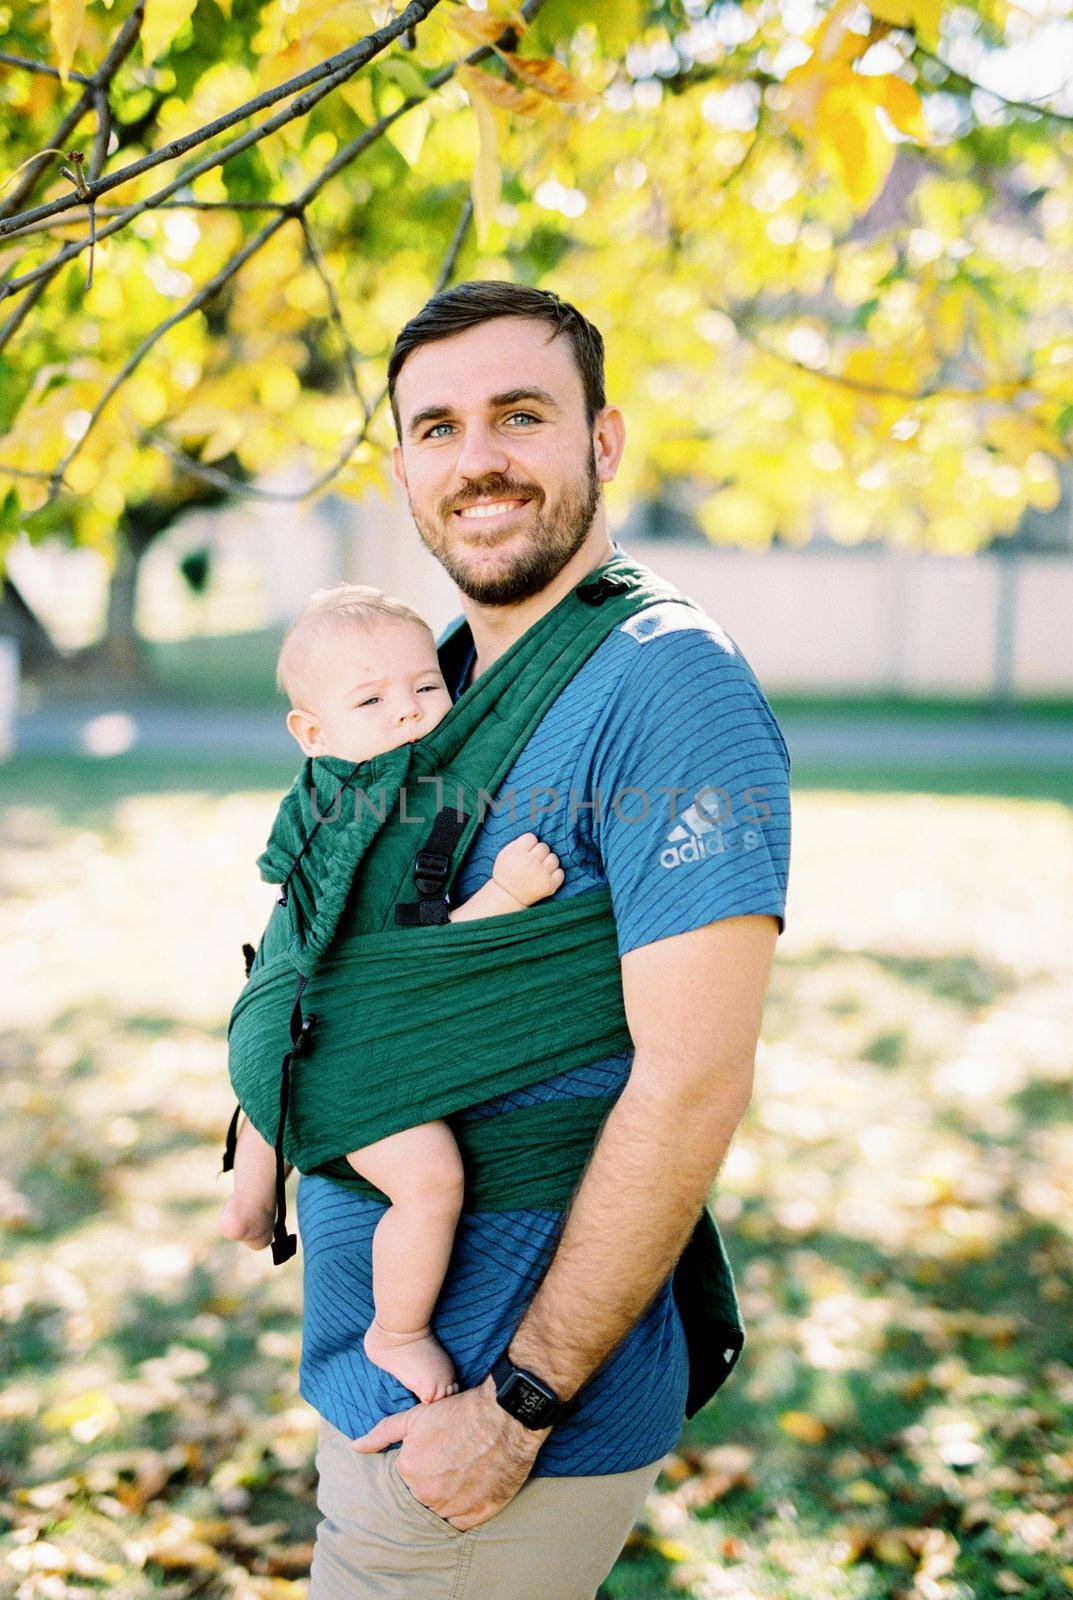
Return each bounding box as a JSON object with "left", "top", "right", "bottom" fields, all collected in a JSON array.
[{"left": 453, "top": 498, "right": 532, "bottom": 523}]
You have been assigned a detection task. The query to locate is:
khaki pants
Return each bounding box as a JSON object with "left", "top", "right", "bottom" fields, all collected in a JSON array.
[{"left": 309, "top": 1417, "right": 664, "bottom": 1600}]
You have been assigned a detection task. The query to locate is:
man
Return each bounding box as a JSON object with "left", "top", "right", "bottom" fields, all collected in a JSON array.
[{"left": 301, "top": 281, "right": 791, "bottom": 1599}]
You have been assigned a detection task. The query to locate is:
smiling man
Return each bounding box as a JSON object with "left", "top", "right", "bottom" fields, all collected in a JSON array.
[{"left": 300, "top": 281, "right": 792, "bottom": 1600}]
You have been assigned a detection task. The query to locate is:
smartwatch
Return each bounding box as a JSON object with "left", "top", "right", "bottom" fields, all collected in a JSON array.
[{"left": 488, "top": 1348, "right": 580, "bottom": 1430}]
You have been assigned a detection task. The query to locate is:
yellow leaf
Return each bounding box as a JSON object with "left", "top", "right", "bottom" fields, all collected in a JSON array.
[
  {"left": 42, "top": 1388, "right": 120, "bottom": 1442},
  {"left": 815, "top": 85, "right": 895, "bottom": 210},
  {"left": 654, "top": 1538, "right": 693, "bottom": 1562},
  {"left": 933, "top": 289, "right": 967, "bottom": 356},
  {"left": 201, "top": 417, "right": 246, "bottom": 464},
  {"left": 386, "top": 102, "right": 431, "bottom": 166},
  {"left": 783, "top": 58, "right": 855, "bottom": 136},
  {"left": 49, "top": 0, "right": 86, "bottom": 84},
  {"left": 457, "top": 64, "right": 545, "bottom": 118},
  {"left": 467, "top": 85, "right": 501, "bottom": 250},
  {"left": 142, "top": 0, "right": 199, "bottom": 65},
  {"left": 449, "top": 10, "right": 527, "bottom": 45},
  {"left": 499, "top": 51, "right": 590, "bottom": 103},
  {"left": 779, "top": 1409, "right": 828, "bottom": 1444},
  {"left": 843, "top": 349, "right": 922, "bottom": 392},
  {"left": 984, "top": 413, "right": 1062, "bottom": 467},
  {"left": 872, "top": 74, "right": 927, "bottom": 140},
  {"left": 285, "top": 0, "right": 374, "bottom": 47},
  {"left": 340, "top": 76, "right": 376, "bottom": 124},
  {"left": 868, "top": 0, "right": 941, "bottom": 46}
]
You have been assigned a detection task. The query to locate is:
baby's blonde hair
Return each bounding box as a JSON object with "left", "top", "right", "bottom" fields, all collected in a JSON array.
[{"left": 277, "top": 583, "right": 434, "bottom": 707}]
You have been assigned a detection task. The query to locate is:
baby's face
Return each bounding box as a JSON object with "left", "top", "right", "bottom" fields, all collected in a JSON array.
[{"left": 288, "top": 618, "right": 453, "bottom": 763}]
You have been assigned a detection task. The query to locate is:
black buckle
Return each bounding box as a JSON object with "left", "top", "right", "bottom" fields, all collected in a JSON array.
[
  {"left": 576, "top": 573, "right": 630, "bottom": 606},
  {"left": 414, "top": 849, "right": 450, "bottom": 897}
]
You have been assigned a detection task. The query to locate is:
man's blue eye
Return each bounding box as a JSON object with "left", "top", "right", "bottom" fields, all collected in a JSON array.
[{"left": 424, "top": 412, "right": 538, "bottom": 439}]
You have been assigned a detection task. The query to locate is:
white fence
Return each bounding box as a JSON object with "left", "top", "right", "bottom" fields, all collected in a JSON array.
[
  {"left": 342, "top": 510, "right": 1073, "bottom": 698},
  {"left": 578, "top": 541, "right": 1073, "bottom": 698},
  {"left": 0, "top": 637, "right": 17, "bottom": 757}
]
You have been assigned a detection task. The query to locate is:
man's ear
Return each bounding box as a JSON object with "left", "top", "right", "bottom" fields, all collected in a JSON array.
[
  {"left": 390, "top": 442, "right": 406, "bottom": 493},
  {"left": 286, "top": 707, "right": 323, "bottom": 757},
  {"left": 593, "top": 405, "right": 625, "bottom": 484}
]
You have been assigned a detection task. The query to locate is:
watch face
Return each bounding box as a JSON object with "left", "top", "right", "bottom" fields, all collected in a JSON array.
[{"left": 501, "top": 1372, "right": 553, "bottom": 1425}]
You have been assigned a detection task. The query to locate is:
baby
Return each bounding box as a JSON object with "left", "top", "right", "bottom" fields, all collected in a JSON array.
[{"left": 220, "top": 584, "right": 564, "bottom": 1404}]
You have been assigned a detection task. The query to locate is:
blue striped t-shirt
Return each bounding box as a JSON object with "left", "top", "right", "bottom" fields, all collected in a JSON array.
[{"left": 296, "top": 545, "right": 792, "bottom": 1475}]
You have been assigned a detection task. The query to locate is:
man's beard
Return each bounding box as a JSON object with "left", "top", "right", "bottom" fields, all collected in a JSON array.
[{"left": 408, "top": 444, "right": 602, "bottom": 606}]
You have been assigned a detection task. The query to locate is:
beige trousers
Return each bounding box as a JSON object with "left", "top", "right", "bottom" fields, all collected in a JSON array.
[{"left": 309, "top": 1417, "right": 664, "bottom": 1600}]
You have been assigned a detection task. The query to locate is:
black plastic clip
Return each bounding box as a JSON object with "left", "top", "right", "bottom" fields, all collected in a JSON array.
[
  {"left": 414, "top": 849, "right": 450, "bottom": 896},
  {"left": 576, "top": 573, "right": 631, "bottom": 606}
]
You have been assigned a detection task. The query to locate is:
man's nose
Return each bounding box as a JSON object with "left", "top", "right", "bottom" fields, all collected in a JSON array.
[{"left": 454, "top": 421, "right": 511, "bottom": 482}]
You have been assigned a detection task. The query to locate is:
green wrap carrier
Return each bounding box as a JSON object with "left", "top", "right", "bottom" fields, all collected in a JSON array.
[{"left": 225, "top": 553, "right": 744, "bottom": 1416}]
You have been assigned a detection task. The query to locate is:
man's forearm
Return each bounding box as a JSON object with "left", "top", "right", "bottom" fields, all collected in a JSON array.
[{"left": 507, "top": 1051, "right": 753, "bottom": 1396}]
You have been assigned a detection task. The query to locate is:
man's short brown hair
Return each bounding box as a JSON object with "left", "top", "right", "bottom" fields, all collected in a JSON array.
[{"left": 387, "top": 279, "right": 606, "bottom": 440}]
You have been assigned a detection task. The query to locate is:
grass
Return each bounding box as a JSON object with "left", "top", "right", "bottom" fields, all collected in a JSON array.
[{"left": 1, "top": 755, "right": 1072, "bottom": 1599}]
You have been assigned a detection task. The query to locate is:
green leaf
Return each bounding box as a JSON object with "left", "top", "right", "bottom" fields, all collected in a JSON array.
[
  {"left": 377, "top": 58, "right": 430, "bottom": 103},
  {"left": 0, "top": 485, "right": 21, "bottom": 535}
]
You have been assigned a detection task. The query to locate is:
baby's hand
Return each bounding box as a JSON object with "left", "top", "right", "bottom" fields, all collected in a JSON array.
[{"left": 491, "top": 833, "right": 564, "bottom": 908}]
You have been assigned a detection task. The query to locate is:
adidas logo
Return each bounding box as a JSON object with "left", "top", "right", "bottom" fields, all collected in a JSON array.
[{"left": 659, "top": 799, "right": 727, "bottom": 870}]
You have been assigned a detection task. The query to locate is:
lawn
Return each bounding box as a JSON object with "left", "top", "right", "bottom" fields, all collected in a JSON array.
[{"left": 1, "top": 754, "right": 1071, "bottom": 1600}]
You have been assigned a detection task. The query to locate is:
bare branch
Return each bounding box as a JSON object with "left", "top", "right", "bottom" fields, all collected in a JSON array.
[
  {"left": 140, "top": 194, "right": 475, "bottom": 504},
  {"left": 913, "top": 44, "right": 1073, "bottom": 125},
  {"left": 1, "top": 199, "right": 293, "bottom": 242},
  {"left": 38, "top": 0, "right": 547, "bottom": 496},
  {"left": 0, "top": 51, "right": 95, "bottom": 86},
  {"left": 0, "top": 0, "right": 440, "bottom": 246},
  {"left": 0, "top": 5, "right": 145, "bottom": 220},
  {"left": 727, "top": 306, "right": 1030, "bottom": 401},
  {"left": 298, "top": 214, "right": 368, "bottom": 422}
]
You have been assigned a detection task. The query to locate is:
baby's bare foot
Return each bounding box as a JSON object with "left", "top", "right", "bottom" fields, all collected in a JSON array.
[
  {"left": 364, "top": 1320, "right": 458, "bottom": 1404},
  {"left": 492, "top": 833, "right": 565, "bottom": 909},
  {"left": 219, "top": 1193, "right": 274, "bottom": 1251}
]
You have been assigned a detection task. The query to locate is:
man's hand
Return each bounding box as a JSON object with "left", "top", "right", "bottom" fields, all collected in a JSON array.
[{"left": 350, "top": 1378, "right": 549, "bottom": 1530}]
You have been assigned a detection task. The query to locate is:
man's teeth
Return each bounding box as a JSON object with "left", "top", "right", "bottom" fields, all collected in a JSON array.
[{"left": 457, "top": 500, "right": 525, "bottom": 518}]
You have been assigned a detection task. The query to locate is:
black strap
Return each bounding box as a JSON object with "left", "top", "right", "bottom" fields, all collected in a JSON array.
[
  {"left": 221, "top": 1104, "right": 241, "bottom": 1173},
  {"left": 221, "top": 941, "right": 260, "bottom": 1175},
  {"left": 395, "top": 806, "right": 469, "bottom": 927},
  {"left": 270, "top": 974, "right": 315, "bottom": 1265}
]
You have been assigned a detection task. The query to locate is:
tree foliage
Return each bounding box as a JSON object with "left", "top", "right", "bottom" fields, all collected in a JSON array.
[{"left": 0, "top": 0, "right": 1070, "bottom": 567}]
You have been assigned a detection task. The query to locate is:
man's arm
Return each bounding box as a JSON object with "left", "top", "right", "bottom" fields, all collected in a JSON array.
[{"left": 507, "top": 910, "right": 776, "bottom": 1392}]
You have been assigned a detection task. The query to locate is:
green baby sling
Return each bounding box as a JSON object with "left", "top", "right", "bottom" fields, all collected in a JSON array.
[{"left": 225, "top": 552, "right": 744, "bottom": 1417}]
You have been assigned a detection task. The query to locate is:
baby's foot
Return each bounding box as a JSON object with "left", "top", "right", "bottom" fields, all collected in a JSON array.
[
  {"left": 492, "top": 833, "right": 565, "bottom": 909},
  {"left": 219, "top": 1192, "right": 274, "bottom": 1251},
  {"left": 364, "top": 1320, "right": 459, "bottom": 1404}
]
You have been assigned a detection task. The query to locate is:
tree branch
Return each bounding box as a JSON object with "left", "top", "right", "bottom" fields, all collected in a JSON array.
[
  {"left": 0, "top": 0, "right": 439, "bottom": 248},
  {"left": 0, "top": 5, "right": 145, "bottom": 221},
  {"left": 140, "top": 194, "right": 475, "bottom": 504},
  {"left": 913, "top": 43, "right": 1073, "bottom": 126},
  {"left": 30, "top": 0, "right": 547, "bottom": 500}
]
